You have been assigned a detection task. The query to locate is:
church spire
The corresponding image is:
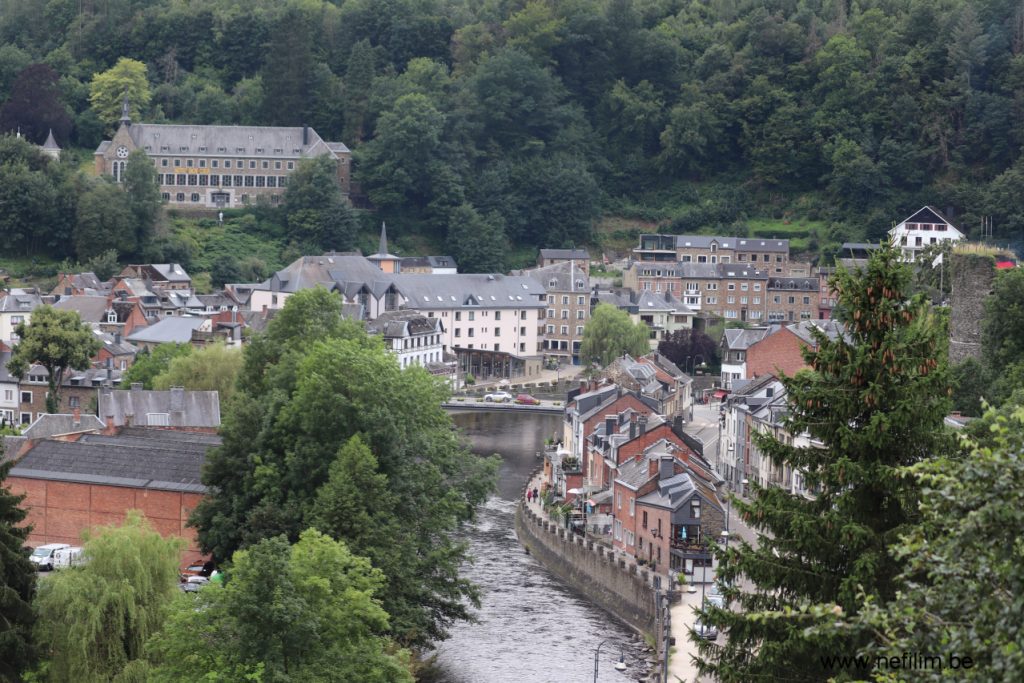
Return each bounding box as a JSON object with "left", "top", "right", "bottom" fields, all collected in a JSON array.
[
  {"left": 378, "top": 221, "right": 388, "bottom": 256},
  {"left": 119, "top": 93, "right": 132, "bottom": 127}
]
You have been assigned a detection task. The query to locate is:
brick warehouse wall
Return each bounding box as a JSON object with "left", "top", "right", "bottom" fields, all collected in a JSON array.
[
  {"left": 746, "top": 328, "right": 809, "bottom": 380},
  {"left": 7, "top": 478, "right": 205, "bottom": 566}
]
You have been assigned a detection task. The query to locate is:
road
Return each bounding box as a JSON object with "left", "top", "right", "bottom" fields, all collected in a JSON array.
[{"left": 443, "top": 396, "right": 564, "bottom": 413}]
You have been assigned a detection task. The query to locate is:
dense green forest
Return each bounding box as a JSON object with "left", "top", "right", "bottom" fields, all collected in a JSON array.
[{"left": 2, "top": 0, "right": 1024, "bottom": 272}]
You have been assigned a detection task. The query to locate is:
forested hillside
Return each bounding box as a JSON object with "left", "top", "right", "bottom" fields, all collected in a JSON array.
[{"left": 2, "top": 0, "right": 1024, "bottom": 270}]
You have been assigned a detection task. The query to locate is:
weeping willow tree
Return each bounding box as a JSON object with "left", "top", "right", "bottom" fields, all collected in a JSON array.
[{"left": 33, "top": 511, "right": 183, "bottom": 682}]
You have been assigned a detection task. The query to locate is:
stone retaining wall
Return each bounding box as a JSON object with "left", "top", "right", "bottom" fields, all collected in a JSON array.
[{"left": 515, "top": 500, "right": 665, "bottom": 642}]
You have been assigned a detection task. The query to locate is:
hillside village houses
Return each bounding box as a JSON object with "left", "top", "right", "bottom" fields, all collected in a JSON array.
[{"left": 888, "top": 206, "right": 965, "bottom": 261}]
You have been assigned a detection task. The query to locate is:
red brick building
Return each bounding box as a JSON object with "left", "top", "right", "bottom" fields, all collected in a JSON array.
[
  {"left": 744, "top": 320, "right": 846, "bottom": 382},
  {"left": 7, "top": 426, "right": 218, "bottom": 566}
]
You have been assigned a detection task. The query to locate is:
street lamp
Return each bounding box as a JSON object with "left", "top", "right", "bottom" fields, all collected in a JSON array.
[
  {"left": 741, "top": 477, "right": 749, "bottom": 498},
  {"left": 593, "top": 637, "right": 627, "bottom": 681}
]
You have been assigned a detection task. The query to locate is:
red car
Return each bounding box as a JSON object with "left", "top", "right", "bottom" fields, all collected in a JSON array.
[{"left": 515, "top": 394, "right": 541, "bottom": 405}]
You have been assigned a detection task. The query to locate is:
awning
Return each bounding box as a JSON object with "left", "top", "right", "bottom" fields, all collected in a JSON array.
[
  {"left": 713, "top": 389, "right": 729, "bottom": 399},
  {"left": 567, "top": 487, "right": 584, "bottom": 495}
]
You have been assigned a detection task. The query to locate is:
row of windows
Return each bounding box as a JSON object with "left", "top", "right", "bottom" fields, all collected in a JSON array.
[
  {"left": 546, "top": 309, "right": 586, "bottom": 319},
  {"left": 453, "top": 327, "right": 528, "bottom": 338},
  {"left": 161, "top": 192, "right": 281, "bottom": 205},
  {"left": 159, "top": 158, "right": 295, "bottom": 171},
  {"left": 157, "top": 174, "right": 289, "bottom": 188},
  {"left": 402, "top": 334, "right": 440, "bottom": 349},
  {"left": 428, "top": 310, "right": 530, "bottom": 320},
  {"left": 545, "top": 325, "right": 585, "bottom": 336},
  {"left": 547, "top": 295, "right": 588, "bottom": 306}
]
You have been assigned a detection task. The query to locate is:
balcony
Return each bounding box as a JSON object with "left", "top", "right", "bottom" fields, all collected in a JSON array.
[{"left": 670, "top": 538, "right": 708, "bottom": 552}]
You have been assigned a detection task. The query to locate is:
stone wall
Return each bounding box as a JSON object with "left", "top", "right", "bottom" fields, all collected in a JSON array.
[
  {"left": 948, "top": 253, "right": 995, "bottom": 364},
  {"left": 515, "top": 503, "right": 666, "bottom": 639}
]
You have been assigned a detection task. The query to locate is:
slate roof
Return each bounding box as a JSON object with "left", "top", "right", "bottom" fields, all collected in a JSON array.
[
  {"left": 393, "top": 273, "right": 546, "bottom": 309},
  {"left": 258, "top": 253, "right": 389, "bottom": 294},
  {"left": 399, "top": 255, "right": 458, "bottom": 270},
  {"left": 767, "top": 277, "right": 818, "bottom": 291},
  {"left": 149, "top": 264, "right": 191, "bottom": 282},
  {"left": 639, "top": 235, "right": 789, "bottom": 253},
  {"left": 52, "top": 295, "right": 110, "bottom": 322},
  {"left": 540, "top": 248, "right": 590, "bottom": 260},
  {"left": 94, "top": 330, "right": 136, "bottom": 357},
  {"left": 126, "top": 317, "right": 207, "bottom": 344},
  {"left": 785, "top": 320, "right": 847, "bottom": 346},
  {"left": 718, "top": 264, "right": 769, "bottom": 280},
  {"left": 42, "top": 129, "right": 60, "bottom": 151},
  {"left": 517, "top": 261, "right": 589, "bottom": 292},
  {"left": 0, "top": 289, "right": 42, "bottom": 313},
  {"left": 99, "top": 388, "right": 221, "bottom": 428},
  {"left": 21, "top": 413, "right": 106, "bottom": 439},
  {"left": 10, "top": 427, "right": 220, "bottom": 493},
  {"left": 109, "top": 124, "right": 344, "bottom": 161},
  {"left": 723, "top": 326, "right": 772, "bottom": 351},
  {"left": 365, "top": 310, "right": 443, "bottom": 338},
  {"left": 0, "top": 350, "right": 17, "bottom": 383},
  {"left": 634, "top": 290, "right": 693, "bottom": 313}
]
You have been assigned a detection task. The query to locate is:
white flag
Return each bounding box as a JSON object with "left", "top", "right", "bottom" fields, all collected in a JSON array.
[{"left": 932, "top": 253, "right": 943, "bottom": 268}]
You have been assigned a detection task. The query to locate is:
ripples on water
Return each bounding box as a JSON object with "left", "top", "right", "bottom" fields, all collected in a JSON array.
[{"left": 432, "top": 412, "right": 648, "bottom": 683}]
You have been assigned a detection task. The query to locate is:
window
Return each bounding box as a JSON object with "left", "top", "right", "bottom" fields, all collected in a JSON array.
[
  {"left": 225, "top": 160, "right": 232, "bottom": 169},
  {"left": 754, "top": 283, "right": 761, "bottom": 291},
  {"left": 741, "top": 283, "right": 748, "bottom": 291},
  {"left": 262, "top": 161, "right": 269, "bottom": 169},
  {"left": 176, "top": 192, "right": 185, "bottom": 202},
  {"left": 244, "top": 176, "right": 254, "bottom": 187},
  {"left": 199, "top": 175, "right": 208, "bottom": 186},
  {"left": 727, "top": 295, "right": 735, "bottom": 304},
  {"left": 69, "top": 396, "right": 80, "bottom": 408},
  {"left": 706, "top": 296, "right": 717, "bottom": 304},
  {"left": 161, "top": 192, "right": 170, "bottom": 201},
  {"left": 199, "top": 159, "right": 206, "bottom": 168},
  {"left": 803, "top": 296, "right": 810, "bottom": 305},
  {"left": 561, "top": 310, "right": 568, "bottom": 319},
  {"left": 223, "top": 175, "right": 233, "bottom": 186},
  {"left": 210, "top": 175, "right": 219, "bottom": 186},
  {"left": 728, "top": 283, "right": 735, "bottom": 290},
  {"left": 188, "top": 174, "right": 198, "bottom": 185},
  {"left": 455, "top": 312, "right": 462, "bottom": 321},
  {"left": 468, "top": 311, "right": 475, "bottom": 321},
  {"left": 753, "top": 297, "right": 760, "bottom": 304},
  {"left": 547, "top": 308, "right": 554, "bottom": 318},
  {"left": 157, "top": 174, "right": 164, "bottom": 185},
  {"left": 740, "top": 296, "right": 747, "bottom": 304},
  {"left": 267, "top": 176, "right": 277, "bottom": 187},
  {"left": 191, "top": 193, "right": 200, "bottom": 202},
  {"left": 738, "top": 254, "right": 746, "bottom": 261},
  {"left": 642, "top": 510, "right": 648, "bottom": 529},
  {"left": 697, "top": 255, "right": 707, "bottom": 263},
  {"left": 788, "top": 296, "right": 795, "bottom": 304},
  {"left": 546, "top": 325, "right": 555, "bottom": 334},
  {"left": 275, "top": 161, "right": 282, "bottom": 170},
  {"left": 691, "top": 499, "right": 701, "bottom": 519},
  {"left": 468, "top": 329, "right": 474, "bottom": 337},
  {"left": 576, "top": 325, "right": 584, "bottom": 335},
  {"left": 147, "top": 413, "right": 170, "bottom": 426},
  {"left": 256, "top": 176, "right": 265, "bottom": 187},
  {"left": 249, "top": 160, "right": 256, "bottom": 169},
  {"left": 577, "top": 296, "right": 585, "bottom": 306},
  {"left": 495, "top": 311, "right": 501, "bottom": 321},
  {"left": 174, "top": 159, "right": 181, "bottom": 166},
  {"left": 629, "top": 496, "right": 635, "bottom": 516},
  {"left": 19, "top": 412, "right": 31, "bottom": 425},
  {"left": 287, "top": 161, "right": 294, "bottom": 170},
  {"left": 617, "top": 493, "right": 622, "bottom": 510},
  {"left": 494, "top": 328, "right": 500, "bottom": 337},
  {"left": 576, "top": 310, "right": 585, "bottom": 319},
  {"left": 20, "top": 391, "right": 31, "bottom": 403},
  {"left": 212, "top": 160, "right": 219, "bottom": 168},
  {"left": 560, "top": 325, "right": 568, "bottom": 335},
  {"left": 177, "top": 174, "right": 186, "bottom": 185},
  {"left": 455, "top": 329, "right": 461, "bottom": 337}
]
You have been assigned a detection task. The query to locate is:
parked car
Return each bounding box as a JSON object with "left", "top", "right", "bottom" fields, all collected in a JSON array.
[
  {"left": 484, "top": 391, "right": 512, "bottom": 403},
  {"left": 179, "top": 575, "right": 210, "bottom": 593},
  {"left": 514, "top": 394, "right": 541, "bottom": 405},
  {"left": 52, "top": 546, "right": 85, "bottom": 570},
  {"left": 29, "top": 543, "right": 70, "bottom": 571},
  {"left": 694, "top": 618, "right": 718, "bottom": 640}
]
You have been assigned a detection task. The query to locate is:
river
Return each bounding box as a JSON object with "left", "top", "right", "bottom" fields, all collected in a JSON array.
[{"left": 432, "top": 410, "right": 646, "bottom": 683}]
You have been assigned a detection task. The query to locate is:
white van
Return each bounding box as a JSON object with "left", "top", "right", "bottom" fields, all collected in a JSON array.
[
  {"left": 29, "top": 543, "right": 70, "bottom": 571},
  {"left": 52, "top": 546, "right": 85, "bottom": 570}
]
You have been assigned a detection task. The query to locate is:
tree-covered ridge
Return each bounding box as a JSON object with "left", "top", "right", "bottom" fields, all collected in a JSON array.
[{"left": 2, "top": 0, "right": 1024, "bottom": 256}]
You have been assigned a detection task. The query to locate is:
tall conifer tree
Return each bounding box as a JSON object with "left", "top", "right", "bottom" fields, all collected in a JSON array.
[
  {"left": 0, "top": 457, "right": 37, "bottom": 680},
  {"left": 696, "top": 246, "right": 954, "bottom": 681}
]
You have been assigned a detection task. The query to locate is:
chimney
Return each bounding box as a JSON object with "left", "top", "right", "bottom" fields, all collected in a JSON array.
[
  {"left": 104, "top": 415, "right": 116, "bottom": 435},
  {"left": 303, "top": 124, "right": 309, "bottom": 146},
  {"left": 72, "top": 407, "right": 81, "bottom": 427},
  {"left": 630, "top": 413, "right": 638, "bottom": 440},
  {"left": 114, "top": 332, "right": 122, "bottom": 344},
  {"left": 131, "top": 382, "right": 143, "bottom": 392},
  {"left": 673, "top": 415, "right": 684, "bottom": 438},
  {"left": 604, "top": 414, "right": 615, "bottom": 437},
  {"left": 580, "top": 380, "right": 587, "bottom": 394},
  {"left": 170, "top": 386, "right": 185, "bottom": 412},
  {"left": 658, "top": 455, "right": 674, "bottom": 481},
  {"left": 638, "top": 415, "right": 648, "bottom": 436}
]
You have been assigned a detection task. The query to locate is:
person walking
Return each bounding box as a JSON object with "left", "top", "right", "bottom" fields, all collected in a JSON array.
[
  {"left": 532, "top": 486, "right": 539, "bottom": 503},
  {"left": 526, "top": 489, "right": 533, "bottom": 503}
]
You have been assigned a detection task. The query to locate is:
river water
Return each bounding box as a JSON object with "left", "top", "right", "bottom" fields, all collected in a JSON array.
[{"left": 432, "top": 410, "right": 646, "bottom": 683}]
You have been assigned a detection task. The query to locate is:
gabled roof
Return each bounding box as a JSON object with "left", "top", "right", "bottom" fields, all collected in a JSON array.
[
  {"left": 102, "top": 123, "right": 341, "bottom": 161},
  {"left": 393, "top": 273, "right": 546, "bottom": 310},
  {"left": 365, "top": 310, "right": 443, "bottom": 338},
  {"left": 767, "top": 277, "right": 818, "bottom": 291},
  {"left": 516, "top": 261, "right": 589, "bottom": 293},
  {"left": 126, "top": 317, "right": 207, "bottom": 344},
  {"left": 896, "top": 206, "right": 956, "bottom": 229},
  {"left": 149, "top": 264, "right": 191, "bottom": 282},
  {"left": 52, "top": 295, "right": 110, "bottom": 322},
  {"left": 10, "top": 427, "right": 220, "bottom": 493},
  {"left": 785, "top": 319, "right": 847, "bottom": 346},
  {"left": 639, "top": 235, "right": 789, "bottom": 253},
  {"left": 0, "top": 289, "right": 42, "bottom": 314},
  {"left": 634, "top": 290, "right": 694, "bottom": 314},
  {"left": 42, "top": 129, "right": 60, "bottom": 151},
  {"left": 399, "top": 255, "right": 458, "bottom": 270},
  {"left": 723, "top": 326, "right": 772, "bottom": 351}
]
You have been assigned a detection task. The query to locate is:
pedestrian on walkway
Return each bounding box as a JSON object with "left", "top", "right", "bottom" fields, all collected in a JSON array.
[
  {"left": 532, "top": 486, "right": 539, "bottom": 503},
  {"left": 526, "top": 489, "right": 533, "bottom": 503}
]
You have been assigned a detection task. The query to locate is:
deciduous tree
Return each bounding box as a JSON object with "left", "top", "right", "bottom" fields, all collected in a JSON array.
[
  {"left": 8, "top": 306, "right": 101, "bottom": 413},
  {"left": 192, "top": 288, "right": 498, "bottom": 647},
  {"left": 580, "top": 303, "right": 651, "bottom": 366},
  {"left": 88, "top": 58, "right": 152, "bottom": 129},
  {"left": 0, "top": 63, "right": 72, "bottom": 145},
  {"left": 152, "top": 341, "right": 243, "bottom": 403},
  {"left": 146, "top": 530, "right": 412, "bottom": 682},
  {"left": 74, "top": 179, "right": 136, "bottom": 260},
  {"left": 122, "top": 149, "right": 161, "bottom": 253},
  {"left": 283, "top": 156, "right": 357, "bottom": 251},
  {"left": 33, "top": 511, "right": 183, "bottom": 683},
  {"left": 121, "top": 344, "right": 192, "bottom": 390}
]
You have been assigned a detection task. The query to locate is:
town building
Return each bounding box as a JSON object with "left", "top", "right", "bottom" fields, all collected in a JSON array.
[
  {"left": 517, "top": 261, "right": 590, "bottom": 364},
  {"left": 538, "top": 248, "right": 590, "bottom": 274},
  {"left": 765, "top": 276, "right": 819, "bottom": 323},
  {"left": 888, "top": 206, "right": 965, "bottom": 261},
  {"left": 720, "top": 327, "right": 771, "bottom": 389},
  {"left": 624, "top": 262, "right": 769, "bottom": 322},
  {"left": 41, "top": 129, "right": 61, "bottom": 160},
  {"left": 17, "top": 365, "right": 122, "bottom": 426},
  {"left": 6, "top": 425, "right": 218, "bottom": 566},
  {"left": 365, "top": 310, "right": 446, "bottom": 371},
  {"left": 94, "top": 102, "right": 351, "bottom": 209},
  {"left": 633, "top": 234, "right": 789, "bottom": 273},
  {"left": 745, "top": 320, "right": 845, "bottom": 382},
  {"left": 0, "top": 289, "right": 42, "bottom": 343},
  {"left": 399, "top": 256, "right": 458, "bottom": 274}
]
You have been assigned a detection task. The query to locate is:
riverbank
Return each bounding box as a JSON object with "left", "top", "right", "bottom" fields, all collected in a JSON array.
[{"left": 516, "top": 470, "right": 672, "bottom": 681}]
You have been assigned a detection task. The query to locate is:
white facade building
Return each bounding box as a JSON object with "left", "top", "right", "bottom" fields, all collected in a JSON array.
[
  {"left": 366, "top": 311, "right": 445, "bottom": 369},
  {"left": 889, "top": 206, "right": 965, "bottom": 261}
]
